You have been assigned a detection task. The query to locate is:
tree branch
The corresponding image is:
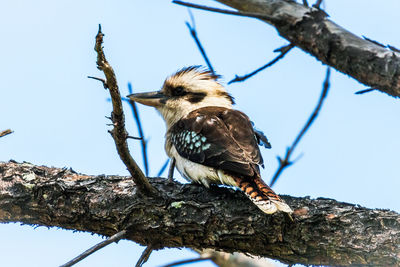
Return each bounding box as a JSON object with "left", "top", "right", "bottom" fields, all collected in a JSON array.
[
  {"left": 212, "top": 0, "right": 400, "bottom": 98},
  {"left": 1, "top": 161, "right": 398, "bottom": 266},
  {"left": 173, "top": 1, "right": 278, "bottom": 23},
  {"left": 228, "top": 44, "right": 294, "bottom": 84},
  {"left": 0, "top": 129, "right": 13, "bottom": 138},
  {"left": 92, "top": 25, "right": 156, "bottom": 195},
  {"left": 185, "top": 9, "right": 215, "bottom": 75}
]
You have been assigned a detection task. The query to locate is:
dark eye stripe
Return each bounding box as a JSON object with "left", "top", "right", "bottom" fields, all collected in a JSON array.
[
  {"left": 187, "top": 92, "right": 206, "bottom": 103},
  {"left": 172, "top": 86, "right": 186, "bottom": 96}
]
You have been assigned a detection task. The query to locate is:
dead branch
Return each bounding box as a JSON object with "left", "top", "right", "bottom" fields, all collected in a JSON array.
[
  {"left": 91, "top": 25, "right": 156, "bottom": 195},
  {"left": 213, "top": 0, "right": 400, "bottom": 97},
  {"left": 1, "top": 161, "right": 398, "bottom": 266}
]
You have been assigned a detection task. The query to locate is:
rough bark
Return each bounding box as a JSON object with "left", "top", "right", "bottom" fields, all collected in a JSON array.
[
  {"left": 1, "top": 161, "right": 399, "bottom": 266},
  {"left": 215, "top": 0, "right": 400, "bottom": 98}
]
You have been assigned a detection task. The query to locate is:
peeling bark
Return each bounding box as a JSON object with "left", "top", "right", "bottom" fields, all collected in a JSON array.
[
  {"left": 215, "top": 0, "right": 400, "bottom": 97},
  {"left": 1, "top": 161, "right": 399, "bottom": 265}
]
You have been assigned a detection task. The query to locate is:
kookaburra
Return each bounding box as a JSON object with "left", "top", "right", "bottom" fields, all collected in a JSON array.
[{"left": 128, "top": 66, "right": 292, "bottom": 214}]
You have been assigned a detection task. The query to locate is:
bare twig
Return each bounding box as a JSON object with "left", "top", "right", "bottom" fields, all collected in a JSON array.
[
  {"left": 185, "top": 10, "right": 215, "bottom": 74},
  {"left": 60, "top": 230, "right": 127, "bottom": 267},
  {"left": 127, "top": 83, "right": 149, "bottom": 176},
  {"left": 160, "top": 257, "right": 213, "bottom": 267},
  {"left": 355, "top": 88, "right": 377, "bottom": 95},
  {"left": 173, "top": 1, "right": 278, "bottom": 24},
  {"left": 127, "top": 135, "right": 143, "bottom": 140},
  {"left": 87, "top": 76, "right": 107, "bottom": 89},
  {"left": 302, "top": 0, "right": 309, "bottom": 7},
  {"left": 157, "top": 158, "right": 170, "bottom": 177},
  {"left": 168, "top": 158, "right": 176, "bottom": 182},
  {"left": 135, "top": 245, "right": 153, "bottom": 267},
  {"left": 313, "top": 0, "right": 323, "bottom": 9},
  {"left": 270, "top": 67, "right": 331, "bottom": 187},
  {"left": 92, "top": 24, "right": 156, "bottom": 195},
  {"left": 0, "top": 129, "right": 13, "bottom": 138},
  {"left": 228, "top": 44, "right": 294, "bottom": 84}
]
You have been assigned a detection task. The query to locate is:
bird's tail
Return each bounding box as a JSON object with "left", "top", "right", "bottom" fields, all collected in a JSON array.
[{"left": 233, "top": 175, "right": 292, "bottom": 214}]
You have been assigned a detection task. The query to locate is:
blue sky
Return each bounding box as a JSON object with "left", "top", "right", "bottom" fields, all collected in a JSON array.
[{"left": 1, "top": 0, "right": 399, "bottom": 266}]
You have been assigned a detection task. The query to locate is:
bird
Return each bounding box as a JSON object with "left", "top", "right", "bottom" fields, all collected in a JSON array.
[{"left": 128, "top": 66, "right": 292, "bottom": 214}]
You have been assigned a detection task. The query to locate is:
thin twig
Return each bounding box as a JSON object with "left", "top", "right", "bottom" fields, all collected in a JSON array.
[
  {"left": 313, "top": 0, "right": 323, "bottom": 9},
  {"left": 173, "top": 1, "right": 278, "bottom": 24},
  {"left": 270, "top": 67, "right": 331, "bottom": 187},
  {"left": 228, "top": 44, "right": 294, "bottom": 84},
  {"left": 160, "top": 257, "right": 213, "bottom": 267},
  {"left": 127, "top": 83, "right": 149, "bottom": 176},
  {"left": 185, "top": 9, "right": 215, "bottom": 74},
  {"left": 168, "top": 158, "right": 176, "bottom": 182},
  {"left": 157, "top": 158, "right": 170, "bottom": 177},
  {"left": 355, "top": 88, "right": 376, "bottom": 95},
  {"left": 87, "top": 76, "right": 107, "bottom": 89},
  {"left": 60, "top": 230, "right": 127, "bottom": 267},
  {"left": 135, "top": 245, "right": 153, "bottom": 267},
  {"left": 0, "top": 129, "right": 13, "bottom": 138},
  {"left": 127, "top": 136, "right": 143, "bottom": 140},
  {"left": 92, "top": 24, "right": 156, "bottom": 195},
  {"left": 303, "top": 0, "right": 309, "bottom": 7}
]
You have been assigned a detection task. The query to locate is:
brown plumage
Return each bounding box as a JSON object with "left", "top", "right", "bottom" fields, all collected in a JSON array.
[{"left": 168, "top": 106, "right": 292, "bottom": 214}]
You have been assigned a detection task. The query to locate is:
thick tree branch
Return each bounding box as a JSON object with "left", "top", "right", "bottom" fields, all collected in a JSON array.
[
  {"left": 1, "top": 161, "right": 399, "bottom": 266},
  {"left": 212, "top": 0, "right": 400, "bottom": 97},
  {"left": 92, "top": 25, "right": 156, "bottom": 195}
]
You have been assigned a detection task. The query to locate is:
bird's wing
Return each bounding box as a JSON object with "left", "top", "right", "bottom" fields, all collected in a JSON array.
[{"left": 169, "top": 106, "right": 264, "bottom": 176}]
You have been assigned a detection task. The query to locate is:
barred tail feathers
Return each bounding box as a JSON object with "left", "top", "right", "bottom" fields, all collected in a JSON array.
[{"left": 234, "top": 175, "right": 292, "bottom": 214}]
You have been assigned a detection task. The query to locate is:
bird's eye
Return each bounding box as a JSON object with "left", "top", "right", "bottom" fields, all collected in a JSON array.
[{"left": 173, "top": 86, "right": 186, "bottom": 96}]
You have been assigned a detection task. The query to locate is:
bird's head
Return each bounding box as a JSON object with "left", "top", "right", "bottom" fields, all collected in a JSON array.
[{"left": 128, "top": 66, "right": 234, "bottom": 127}]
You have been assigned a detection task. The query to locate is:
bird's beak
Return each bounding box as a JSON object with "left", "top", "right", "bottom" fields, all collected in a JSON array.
[{"left": 127, "top": 91, "right": 167, "bottom": 107}]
